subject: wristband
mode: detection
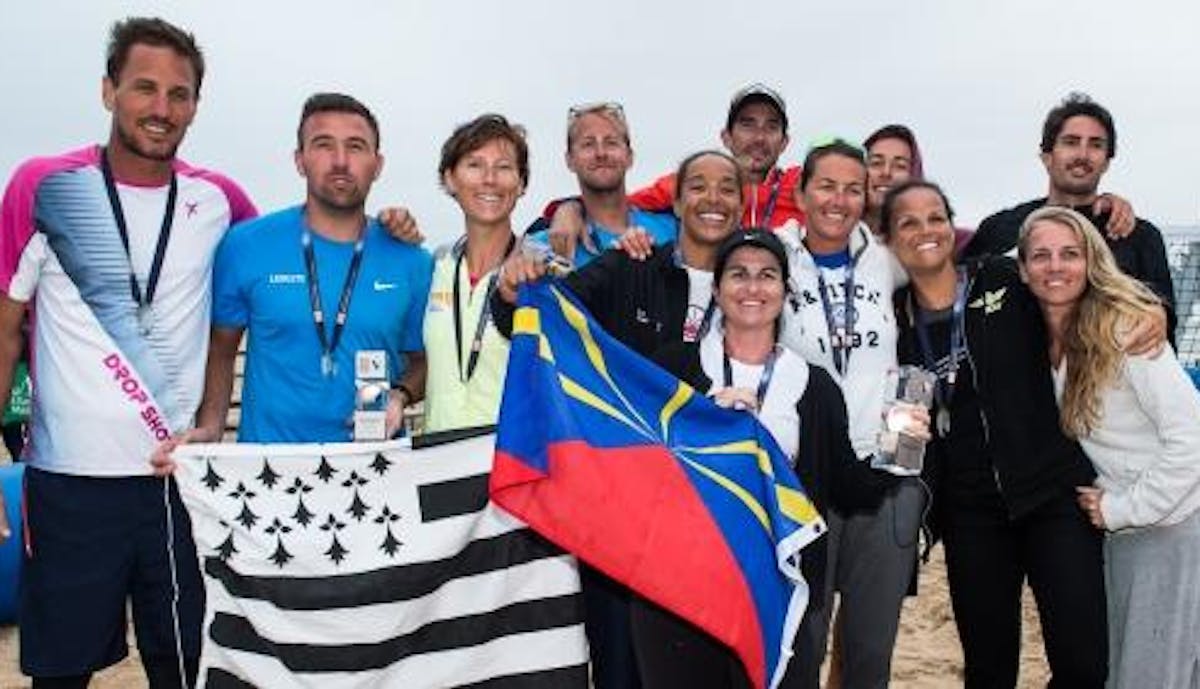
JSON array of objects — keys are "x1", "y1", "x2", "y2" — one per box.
[{"x1": 392, "y1": 382, "x2": 414, "y2": 405}]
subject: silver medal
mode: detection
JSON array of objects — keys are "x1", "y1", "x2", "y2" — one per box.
[
  {"x1": 136, "y1": 304, "x2": 154, "y2": 335},
  {"x1": 321, "y1": 353, "x2": 335, "y2": 378}
]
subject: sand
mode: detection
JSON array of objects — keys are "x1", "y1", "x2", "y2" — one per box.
[{"x1": 0, "y1": 545, "x2": 1050, "y2": 688}]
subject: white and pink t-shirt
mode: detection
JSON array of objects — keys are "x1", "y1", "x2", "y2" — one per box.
[{"x1": 0, "y1": 145, "x2": 256, "y2": 476}]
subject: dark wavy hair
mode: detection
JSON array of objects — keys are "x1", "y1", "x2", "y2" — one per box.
[
  {"x1": 1040, "y1": 92, "x2": 1117, "y2": 159},
  {"x1": 106, "y1": 17, "x2": 204, "y2": 98}
]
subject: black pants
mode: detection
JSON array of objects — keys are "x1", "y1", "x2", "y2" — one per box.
[
  {"x1": 942, "y1": 487, "x2": 1107, "y2": 689},
  {"x1": 582, "y1": 565, "x2": 642, "y2": 689},
  {"x1": 629, "y1": 595, "x2": 752, "y2": 689}
]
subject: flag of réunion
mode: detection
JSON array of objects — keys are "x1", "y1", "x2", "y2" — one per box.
[{"x1": 491, "y1": 281, "x2": 826, "y2": 689}]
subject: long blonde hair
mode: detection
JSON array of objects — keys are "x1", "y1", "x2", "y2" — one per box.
[{"x1": 1017, "y1": 206, "x2": 1162, "y2": 437}]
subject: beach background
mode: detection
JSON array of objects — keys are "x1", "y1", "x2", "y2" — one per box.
[{"x1": 0, "y1": 542, "x2": 1050, "y2": 687}]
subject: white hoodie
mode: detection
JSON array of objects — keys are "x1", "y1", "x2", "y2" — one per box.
[{"x1": 778, "y1": 223, "x2": 900, "y2": 460}]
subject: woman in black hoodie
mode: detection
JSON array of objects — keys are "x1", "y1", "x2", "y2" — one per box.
[{"x1": 883, "y1": 179, "x2": 1108, "y2": 688}]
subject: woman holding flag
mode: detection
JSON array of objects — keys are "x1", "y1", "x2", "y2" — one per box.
[
  {"x1": 495, "y1": 149, "x2": 748, "y2": 689},
  {"x1": 641, "y1": 228, "x2": 882, "y2": 688}
]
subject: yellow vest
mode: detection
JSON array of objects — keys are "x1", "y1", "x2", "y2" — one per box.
[{"x1": 422, "y1": 244, "x2": 510, "y2": 433}]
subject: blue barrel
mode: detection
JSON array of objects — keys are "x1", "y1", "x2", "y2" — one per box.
[
  {"x1": 1187, "y1": 366, "x2": 1200, "y2": 392},
  {"x1": 0, "y1": 462, "x2": 23, "y2": 623}
]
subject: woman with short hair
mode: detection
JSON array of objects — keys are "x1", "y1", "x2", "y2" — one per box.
[{"x1": 422, "y1": 114, "x2": 528, "y2": 433}]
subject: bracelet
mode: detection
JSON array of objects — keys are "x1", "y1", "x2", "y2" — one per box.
[{"x1": 391, "y1": 382, "x2": 415, "y2": 405}]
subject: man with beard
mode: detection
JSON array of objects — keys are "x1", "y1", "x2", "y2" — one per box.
[
  {"x1": 545, "y1": 85, "x2": 803, "y2": 258},
  {"x1": 627, "y1": 84, "x2": 802, "y2": 229},
  {"x1": 178, "y1": 93, "x2": 431, "y2": 445},
  {"x1": 963, "y1": 93, "x2": 1175, "y2": 335},
  {"x1": 525, "y1": 103, "x2": 676, "y2": 267},
  {"x1": 0, "y1": 17, "x2": 256, "y2": 687}
]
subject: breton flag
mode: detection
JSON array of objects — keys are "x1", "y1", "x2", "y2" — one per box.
[
  {"x1": 174, "y1": 432, "x2": 588, "y2": 689},
  {"x1": 492, "y1": 281, "x2": 827, "y2": 689}
]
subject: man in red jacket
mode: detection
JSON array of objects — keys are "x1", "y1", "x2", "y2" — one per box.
[
  {"x1": 547, "y1": 84, "x2": 804, "y2": 257},
  {"x1": 629, "y1": 83, "x2": 803, "y2": 229}
]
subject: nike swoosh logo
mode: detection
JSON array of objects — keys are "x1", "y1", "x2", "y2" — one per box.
[{"x1": 374, "y1": 280, "x2": 397, "y2": 291}]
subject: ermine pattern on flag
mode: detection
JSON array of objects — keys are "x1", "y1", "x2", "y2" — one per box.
[{"x1": 175, "y1": 434, "x2": 588, "y2": 689}]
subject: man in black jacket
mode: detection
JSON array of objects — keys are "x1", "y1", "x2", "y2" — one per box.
[{"x1": 962, "y1": 93, "x2": 1176, "y2": 340}]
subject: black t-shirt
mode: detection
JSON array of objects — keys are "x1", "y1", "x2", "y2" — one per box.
[{"x1": 962, "y1": 197, "x2": 1176, "y2": 343}]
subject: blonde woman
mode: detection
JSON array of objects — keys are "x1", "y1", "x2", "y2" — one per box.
[{"x1": 1018, "y1": 206, "x2": 1200, "y2": 689}]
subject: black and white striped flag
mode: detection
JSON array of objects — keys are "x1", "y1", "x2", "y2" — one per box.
[{"x1": 174, "y1": 432, "x2": 588, "y2": 688}]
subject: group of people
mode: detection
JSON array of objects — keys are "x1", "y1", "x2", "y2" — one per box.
[{"x1": 0, "y1": 13, "x2": 1196, "y2": 689}]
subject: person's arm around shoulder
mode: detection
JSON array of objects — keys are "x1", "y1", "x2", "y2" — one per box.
[
  {"x1": 627, "y1": 172, "x2": 677, "y2": 215},
  {"x1": 377, "y1": 206, "x2": 422, "y2": 244},
  {"x1": 960, "y1": 208, "x2": 1013, "y2": 260},
  {"x1": 1092, "y1": 193, "x2": 1135, "y2": 239},
  {"x1": 1098, "y1": 349, "x2": 1200, "y2": 530},
  {"x1": 1129, "y1": 219, "x2": 1177, "y2": 342}
]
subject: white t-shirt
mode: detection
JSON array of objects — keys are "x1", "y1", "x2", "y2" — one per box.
[
  {"x1": 698, "y1": 326, "x2": 809, "y2": 461},
  {"x1": 0, "y1": 146, "x2": 255, "y2": 475},
  {"x1": 682, "y1": 265, "x2": 714, "y2": 343}
]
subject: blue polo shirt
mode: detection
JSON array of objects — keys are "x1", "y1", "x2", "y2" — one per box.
[{"x1": 213, "y1": 205, "x2": 432, "y2": 442}]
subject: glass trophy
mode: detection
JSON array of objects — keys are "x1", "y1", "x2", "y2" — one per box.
[
  {"x1": 353, "y1": 350, "x2": 389, "y2": 441},
  {"x1": 872, "y1": 365, "x2": 936, "y2": 476}
]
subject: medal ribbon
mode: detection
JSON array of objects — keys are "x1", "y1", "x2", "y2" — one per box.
[
  {"x1": 722, "y1": 346, "x2": 779, "y2": 411},
  {"x1": 816, "y1": 258, "x2": 857, "y2": 376},
  {"x1": 912, "y1": 268, "x2": 969, "y2": 431},
  {"x1": 99, "y1": 147, "x2": 178, "y2": 327},
  {"x1": 749, "y1": 168, "x2": 783, "y2": 228},
  {"x1": 302, "y1": 228, "x2": 366, "y2": 377},
  {"x1": 452, "y1": 234, "x2": 517, "y2": 383}
]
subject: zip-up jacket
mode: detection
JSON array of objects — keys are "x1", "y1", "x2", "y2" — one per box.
[
  {"x1": 894, "y1": 256, "x2": 1096, "y2": 519},
  {"x1": 778, "y1": 224, "x2": 901, "y2": 460}
]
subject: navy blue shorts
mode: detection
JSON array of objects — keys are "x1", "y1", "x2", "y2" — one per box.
[{"x1": 19, "y1": 468, "x2": 204, "y2": 677}]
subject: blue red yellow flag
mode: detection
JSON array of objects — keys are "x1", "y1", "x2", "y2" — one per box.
[{"x1": 491, "y1": 281, "x2": 826, "y2": 689}]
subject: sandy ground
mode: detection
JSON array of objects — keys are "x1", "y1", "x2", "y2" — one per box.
[{"x1": 0, "y1": 545, "x2": 1049, "y2": 688}]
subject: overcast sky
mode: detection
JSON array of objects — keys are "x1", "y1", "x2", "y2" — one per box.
[{"x1": 2, "y1": 0, "x2": 1197, "y2": 244}]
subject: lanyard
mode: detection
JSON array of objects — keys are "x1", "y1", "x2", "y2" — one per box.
[
  {"x1": 815, "y1": 255, "x2": 858, "y2": 376},
  {"x1": 302, "y1": 228, "x2": 366, "y2": 377},
  {"x1": 696, "y1": 299, "x2": 717, "y2": 341},
  {"x1": 99, "y1": 147, "x2": 178, "y2": 333},
  {"x1": 748, "y1": 168, "x2": 782, "y2": 228},
  {"x1": 912, "y1": 268, "x2": 969, "y2": 416},
  {"x1": 452, "y1": 234, "x2": 516, "y2": 383},
  {"x1": 722, "y1": 346, "x2": 779, "y2": 411}
]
